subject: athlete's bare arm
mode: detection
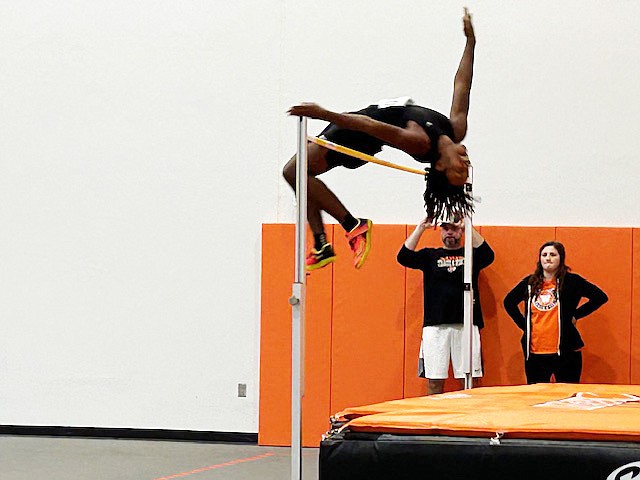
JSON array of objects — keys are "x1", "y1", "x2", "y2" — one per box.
[
  {"x1": 288, "y1": 103, "x2": 430, "y2": 156},
  {"x1": 449, "y1": 8, "x2": 475, "y2": 143}
]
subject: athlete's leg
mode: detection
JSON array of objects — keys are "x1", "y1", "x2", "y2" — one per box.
[
  {"x1": 282, "y1": 141, "x2": 350, "y2": 235},
  {"x1": 283, "y1": 140, "x2": 373, "y2": 269}
]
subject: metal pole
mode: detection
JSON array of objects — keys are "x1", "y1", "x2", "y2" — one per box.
[
  {"x1": 462, "y1": 165, "x2": 474, "y2": 390},
  {"x1": 288, "y1": 116, "x2": 307, "y2": 480}
]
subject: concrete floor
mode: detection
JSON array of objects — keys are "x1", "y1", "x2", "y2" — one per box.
[{"x1": 0, "y1": 436, "x2": 319, "y2": 480}]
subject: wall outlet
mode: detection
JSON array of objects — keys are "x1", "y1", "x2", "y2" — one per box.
[{"x1": 238, "y1": 383, "x2": 247, "y2": 397}]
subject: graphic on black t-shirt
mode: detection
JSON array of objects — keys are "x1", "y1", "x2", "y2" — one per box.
[{"x1": 437, "y1": 255, "x2": 464, "y2": 273}]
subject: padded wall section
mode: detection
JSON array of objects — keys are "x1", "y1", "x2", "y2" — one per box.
[
  {"x1": 259, "y1": 224, "x2": 333, "y2": 446},
  {"x1": 556, "y1": 228, "x2": 632, "y2": 384},
  {"x1": 479, "y1": 227, "x2": 555, "y2": 386},
  {"x1": 301, "y1": 225, "x2": 334, "y2": 446},
  {"x1": 260, "y1": 225, "x2": 638, "y2": 446},
  {"x1": 633, "y1": 229, "x2": 640, "y2": 384},
  {"x1": 330, "y1": 225, "x2": 407, "y2": 414}
]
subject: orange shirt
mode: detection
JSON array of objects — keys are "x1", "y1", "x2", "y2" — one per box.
[{"x1": 530, "y1": 278, "x2": 560, "y2": 354}]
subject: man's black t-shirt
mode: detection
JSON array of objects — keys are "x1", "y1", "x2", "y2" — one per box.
[{"x1": 397, "y1": 241, "x2": 494, "y2": 328}]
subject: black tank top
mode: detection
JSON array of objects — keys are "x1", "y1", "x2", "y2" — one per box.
[{"x1": 365, "y1": 104, "x2": 454, "y2": 163}]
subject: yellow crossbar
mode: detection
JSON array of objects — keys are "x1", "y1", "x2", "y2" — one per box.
[{"x1": 308, "y1": 136, "x2": 426, "y2": 176}]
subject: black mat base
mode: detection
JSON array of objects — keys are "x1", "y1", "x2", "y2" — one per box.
[{"x1": 320, "y1": 432, "x2": 640, "y2": 480}]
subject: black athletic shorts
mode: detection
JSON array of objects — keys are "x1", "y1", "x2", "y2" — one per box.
[{"x1": 318, "y1": 105, "x2": 385, "y2": 169}]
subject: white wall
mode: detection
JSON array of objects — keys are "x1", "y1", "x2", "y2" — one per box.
[
  {"x1": 277, "y1": 1, "x2": 640, "y2": 227},
  {"x1": 0, "y1": 1, "x2": 638, "y2": 434}
]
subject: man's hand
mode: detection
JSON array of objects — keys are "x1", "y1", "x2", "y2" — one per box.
[
  {"x1": 288, "y1": 102, "x2": 331, "y2": 121},
  {"x1": 417, "y1": 217, "x2": 436, "y2": 231},
  {"x1": 405, "y1": 217, "x2": 434, "y2": 250},
  {"x1": 417, "y1": 217, "x2": 436, "y2": 230},
  {"x1": 463, "y1": 8, "x2": 475, "y2": 42}
]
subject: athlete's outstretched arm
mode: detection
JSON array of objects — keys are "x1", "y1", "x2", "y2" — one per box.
[
  {"x1": 288, "y1": 103, "x2": 430, "y2": 156},
  {"x1": 449, "y1": 8, "x2": 475, "y2": 143}
]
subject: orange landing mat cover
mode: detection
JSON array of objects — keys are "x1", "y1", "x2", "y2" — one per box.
[{"x1": 333, "y1": 384, "x2": 640, "y2": 442}]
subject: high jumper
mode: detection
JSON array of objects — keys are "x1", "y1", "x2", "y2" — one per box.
[{"x1": 283, "y1": 9, "x2": 476, "y2": 271}]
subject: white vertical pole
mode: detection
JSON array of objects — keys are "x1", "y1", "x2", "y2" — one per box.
[
  {"x1": 289, "y1": 116, "x2": 307, "y2": 480},
  {"x1": 462, "y1": 165, "x2": 474, "y2": 390}
]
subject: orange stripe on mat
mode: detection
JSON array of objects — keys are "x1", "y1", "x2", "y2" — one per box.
[{"x1": 153, "y1": 453, "x2": 274, "y2": 480}]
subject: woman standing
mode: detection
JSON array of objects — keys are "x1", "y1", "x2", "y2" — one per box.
[{"x1": 503, "y1": 241, "x2": 608, "y2": 384}]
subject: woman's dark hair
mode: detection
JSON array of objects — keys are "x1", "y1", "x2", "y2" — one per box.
[
  {"x1": 423, "y1": 168, "x2": 474, "y2": 221},
  {"x1": 528, "y1": 241, "x2": 571, "y2": 296}
]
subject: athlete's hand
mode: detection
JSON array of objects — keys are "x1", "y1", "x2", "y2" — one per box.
[
  {"x1": 462, "y1": 8, "x2": 475, "y2": 41},
  {"x1": 288, "y1": 102, "x2": 330, "y2": 121}
]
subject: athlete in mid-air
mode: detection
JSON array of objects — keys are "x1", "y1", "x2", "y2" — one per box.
[{"x1": 283, "y1": 9, "x2": 476, "y2": 271}]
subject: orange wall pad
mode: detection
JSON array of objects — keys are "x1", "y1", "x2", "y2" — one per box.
[
  {"x1": 556, "y1": 228, "x2": 632, "y2": 384},
  {"x1": 632, "y1": 229, "x2": 640, "y2": 383},
  {"x1": 330, "y1": 224, "x2": 407, "y2": 414},
  {"x1": 259, "y1": 224, "x2": 334, "y2": 446},
  {"x1": 260, "y1": 224, "x2": 640, "y2": 446}
]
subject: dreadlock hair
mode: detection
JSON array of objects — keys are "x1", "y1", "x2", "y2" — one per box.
[
  {"x1": 528, "y1": 241, "x2": 571, "y2": 297},
  {"x1": 423, "y1": 168, "x2": 474, "y2": 222}
]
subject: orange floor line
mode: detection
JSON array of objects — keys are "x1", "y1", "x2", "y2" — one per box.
[{"x1": 153, "y1": 452, "x2": 275, "y2": 480}]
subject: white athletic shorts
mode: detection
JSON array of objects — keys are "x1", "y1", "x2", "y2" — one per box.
[{"x1": 418, "y1": 324, "x2": 483, "y2": 379}]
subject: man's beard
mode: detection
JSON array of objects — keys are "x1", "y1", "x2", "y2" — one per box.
[{"x1": 443, "y1": 237, "x2": 460, "y2": 248}]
